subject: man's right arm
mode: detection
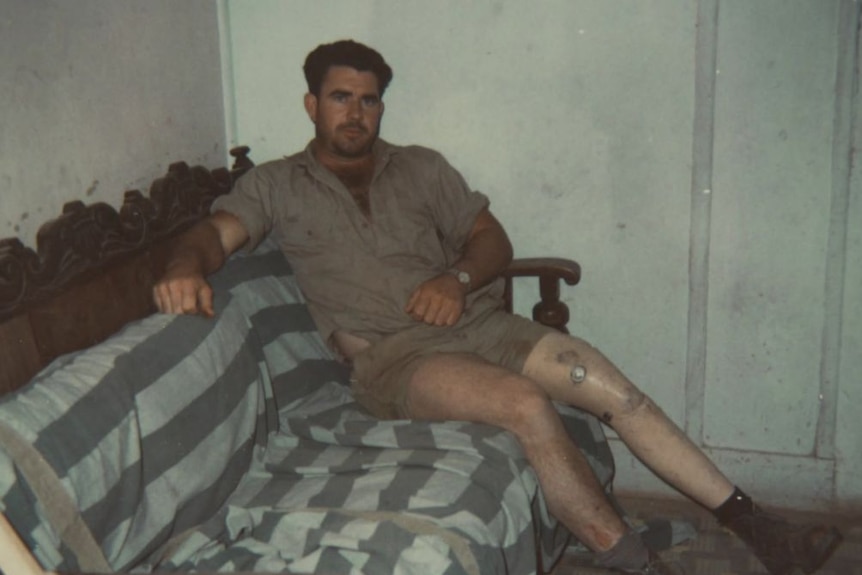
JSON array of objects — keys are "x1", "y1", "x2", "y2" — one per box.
[{"x1": 152, "y1": 210, "x2": 250, "y2": 317}]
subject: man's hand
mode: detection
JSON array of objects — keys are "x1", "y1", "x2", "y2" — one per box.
[
  {"x1": 151, "y1": 212, "x2": 249, "y2": 318},
  {"x1": 405, "y1": 273, "x2": 468, "y2": 326},
  {"x1": 152, "y1": 266, "x2": 215, "y2": 317},
  {"x1": 403, "y1": 209, "x2": 513, "y2": 327}
]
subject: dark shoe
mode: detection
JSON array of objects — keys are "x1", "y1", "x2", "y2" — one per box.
[{"x1": 721, "y1": 506, "x2": 843, "y2": 574}]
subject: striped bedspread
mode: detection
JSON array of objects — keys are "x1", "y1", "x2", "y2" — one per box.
[{"x1": 0, "y1": 240, "x2": 613, "y2": 575}]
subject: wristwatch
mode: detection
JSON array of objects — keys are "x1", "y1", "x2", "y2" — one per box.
[{"x1": 446, "y1": 267, "x2": 471, "y2": 291}]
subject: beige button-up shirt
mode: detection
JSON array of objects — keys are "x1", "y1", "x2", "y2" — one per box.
[{"x1": 212, "y1": 139, "x2": 505, "y2": 346}]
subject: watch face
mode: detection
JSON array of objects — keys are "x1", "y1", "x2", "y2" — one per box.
[{"x1": 447, "y1": 267, "x2": 470, "y2": 286}]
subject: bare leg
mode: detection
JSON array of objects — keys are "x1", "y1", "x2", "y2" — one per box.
[
  {"x1": 522, "y1": 332, "x2": 734, "y2": 509},
  {"x1": 403, "y1": 352, "x2": 629, "y2": 552}
]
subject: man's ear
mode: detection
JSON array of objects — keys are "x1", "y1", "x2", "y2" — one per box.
[{"x1": 303, "y1": 93, "x2": 318, "y2": 123}]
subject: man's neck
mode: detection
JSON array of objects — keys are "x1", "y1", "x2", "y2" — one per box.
[
  {"x1": 312, "y1": 140, "x2": 374, "y2": 171},
  {"x1": 311, "y1": 140, "x2": 374, "y2": 202}
]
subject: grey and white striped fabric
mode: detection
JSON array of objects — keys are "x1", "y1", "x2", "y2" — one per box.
[{"x1": 0, "y1": 240, "x2": 614, "y2": 574}]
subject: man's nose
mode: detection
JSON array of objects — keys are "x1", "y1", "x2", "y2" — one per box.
[{"x1": 347, "y1": 99, "x2": 363, "y2": 119}]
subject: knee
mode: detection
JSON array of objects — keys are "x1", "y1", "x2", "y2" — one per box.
[
  {"x1": 500, "y1": 377, "x2": 557, "y2": 433},
  {"x1": 549, "y1": 336, "x2": 602, "y2": 383},
  {"x1": 548, "y1": 337, "x2": 652, "y2": 420}
]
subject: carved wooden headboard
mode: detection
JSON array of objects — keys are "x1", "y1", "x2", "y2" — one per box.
[{"x1": 0, "y1": 147, "x2": 254, "y2": 395}]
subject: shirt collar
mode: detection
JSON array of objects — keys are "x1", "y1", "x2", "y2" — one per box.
[
  {"x1": 300, "y1": 138, "x2": 398, "y2": 164},
  {"x1": 300, "y1": 138, "x2": 399, "y2": 182}
]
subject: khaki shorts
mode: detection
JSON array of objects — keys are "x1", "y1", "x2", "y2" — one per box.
[{"x1": 350, "y1": 308, "x2": 554, "y2": 419}]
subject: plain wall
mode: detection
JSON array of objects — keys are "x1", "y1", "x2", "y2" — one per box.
[{"x1": 0, "y1": 0, "x2": 226, "y2": 248}]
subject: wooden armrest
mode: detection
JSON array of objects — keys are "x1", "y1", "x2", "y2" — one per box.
[
  {"x1": 501, "y1": 257, "x2": 582, "y2": 333},
  {"x1": 229, "y1": 145, "x2": 255, "y2": 183}
]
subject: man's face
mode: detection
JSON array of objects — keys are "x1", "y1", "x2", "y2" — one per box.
[{"x1": 304, "y1": 65, "x2": 384, "y2": 159}]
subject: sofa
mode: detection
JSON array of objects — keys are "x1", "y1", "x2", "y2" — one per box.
[{"x1": 0, "y1": 149, "x2": 615, "y2": 574}]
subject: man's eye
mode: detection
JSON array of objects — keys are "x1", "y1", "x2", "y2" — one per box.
[
  {"x1": 333, "y1": 93, "x2": 349, "y2": 103},
  {"x1": 362, "y1": 96, "x2": 380, "y2": 107}
]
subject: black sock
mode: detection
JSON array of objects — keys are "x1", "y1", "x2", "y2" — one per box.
[
  {"x1": 594, "y1": 529, "x2": 650, "y2": 572},
  {"x1": 713, "y1": 486, "x2": 755, "y2": 525}
]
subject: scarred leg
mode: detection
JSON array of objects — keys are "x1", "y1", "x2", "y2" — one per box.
[
  {"x1": 403, "y1": 352, "x2": 630, "y2": 552},
  {"x1": 402, "y1": 352, "x2": 682, "y2": 574}
]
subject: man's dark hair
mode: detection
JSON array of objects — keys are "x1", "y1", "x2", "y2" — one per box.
[{"x1": 303, "y1": 39, "x2": 393, "y2": 97}]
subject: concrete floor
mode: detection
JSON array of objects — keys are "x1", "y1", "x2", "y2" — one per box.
[{"x1": 550, "y1": 494, "x2": 862, "y2": 574}]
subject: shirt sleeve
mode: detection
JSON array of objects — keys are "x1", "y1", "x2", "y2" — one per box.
[
  {"x1": 428, "y1": 151, "x2": 490, "y2": 256},
  {"x1": 210, "y1": 165, "x2": 277, "y2": 252}
]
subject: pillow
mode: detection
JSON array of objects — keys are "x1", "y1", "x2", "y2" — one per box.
[{"x1": 0, "y1": 239, "x2": 318, "y2": 571}]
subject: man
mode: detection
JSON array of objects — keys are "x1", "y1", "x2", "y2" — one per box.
[{"x1": 154, "y1": 40, "x2": 841, "y2": 575}]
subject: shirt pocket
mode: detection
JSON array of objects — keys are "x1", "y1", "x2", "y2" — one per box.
[{"x1": 277, "y1": 192, "x2": 347, "y2": 256}]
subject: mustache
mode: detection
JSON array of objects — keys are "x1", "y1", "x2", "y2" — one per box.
[{"x1": 339, "y1": 123, "x2": 367, "y2": 132}]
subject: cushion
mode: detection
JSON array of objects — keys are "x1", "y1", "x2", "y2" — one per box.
[
  {"x1": 0, "y1": 239, "x2": 345, "y2": 571},
  {"x1": 0, "y1": 238, "x2": 615, "y2": 575}
]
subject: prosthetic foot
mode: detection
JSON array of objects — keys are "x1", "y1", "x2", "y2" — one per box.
[{"x1": 714, "y1": 488, "x2": 843, "y2": 575}]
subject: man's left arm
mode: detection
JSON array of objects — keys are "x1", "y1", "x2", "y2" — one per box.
[{"x1": 405, "y1": 207, "x2": 513, "y2": 326}]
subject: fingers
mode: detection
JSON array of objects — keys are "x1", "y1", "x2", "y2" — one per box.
[
  {"x1": 152, "y1": 277, "x2": 214, "y2": 317},
  {"x1": 440, "y1": 305, "x2": 461, "y2": 326},
  {"x1": 405, "y1": 280, "x2": 464, "y2": 326},
  {"x1": 180, "y1": 285, "x2": 199, "y2": 314},
  {"x1": 198, "y1": 285, "x2": 215, "y2": 317},
  {"x1": 433, "y1": 302, "x2": 463, "y2": 326},
  {"x1": 413, "y1": 297, "x2": 445, "y2": 325},
  {"x1": 405, "y1": 289, "x2": 421, "y2": 315},
  {"x1": 152, "y1": 284, "x2": 169, "y2": 313}
]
